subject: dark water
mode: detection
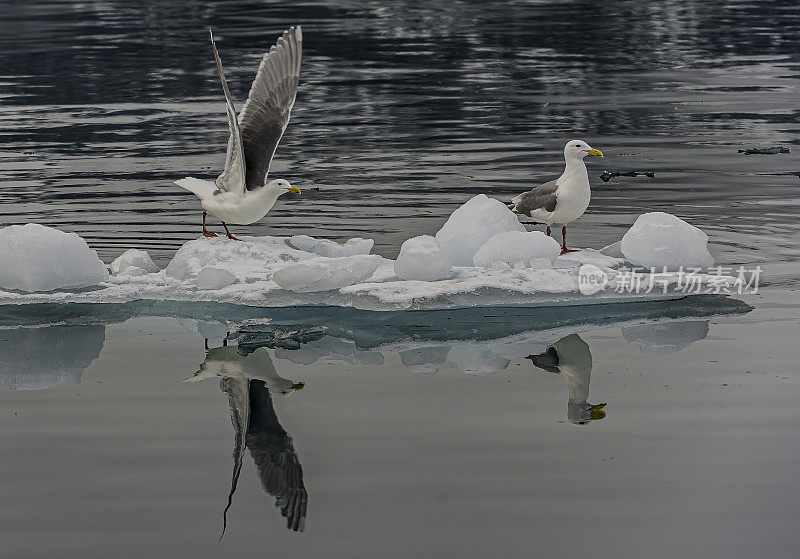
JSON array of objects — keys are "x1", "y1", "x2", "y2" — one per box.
[
  {"x1": 1, "y1": 0, "x2": 799, "y2": 265},
  {"x1": 1, "y1": 1, "x2": 800, "y2": 557},
  {"x1": 1, "y1": 290, "x2": 799, "y2": 558}
]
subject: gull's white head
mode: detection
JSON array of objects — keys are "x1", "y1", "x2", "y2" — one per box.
[
  {"x1": 265, "y1": 179, "x2": 301, "y2": 195},
  {"x1": 564, "y1": 139, "x2": 604, "y2": 160}
]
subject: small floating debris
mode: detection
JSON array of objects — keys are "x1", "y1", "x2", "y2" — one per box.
[
  {"x1": 737, "y1": 147, "x2": 790, "y2": 155},
  {"x1": 599, "y1": 170, "x2": 655, "y2": 182}
]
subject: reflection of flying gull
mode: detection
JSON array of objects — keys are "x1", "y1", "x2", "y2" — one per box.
[
  {"x1": 508, "y1": 140, "x2": 603, "y2": 254},
  {"x1": 186, "y1": 346, "x2": 306, "y2": 534},
  {"x1": 175, "y1": 27, "x2": 302, "y2": 240},
  {"x1": 527, "y1": 334, "x2": 607, "y2": 425}
]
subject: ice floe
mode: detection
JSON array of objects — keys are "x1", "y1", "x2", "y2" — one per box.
[{"x1": 0, "y1": 201, "x2": 738, "y2": 311}]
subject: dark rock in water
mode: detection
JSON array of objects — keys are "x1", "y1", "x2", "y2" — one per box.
[
  {"x1": 737, "y1": 147, "x2": 790, "y2": 155},
  {"x1": 599, "y1": 170, "x2": 656, "y2": 182}
]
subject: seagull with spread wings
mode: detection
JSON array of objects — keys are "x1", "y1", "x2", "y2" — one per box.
[{"x1": 175, "y1": 27, "x2": 303, "y2": 240}]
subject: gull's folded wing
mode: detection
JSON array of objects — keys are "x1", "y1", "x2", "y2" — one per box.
[{"x1": 238, "y1": 26, "x2": 302, "y2": 191}]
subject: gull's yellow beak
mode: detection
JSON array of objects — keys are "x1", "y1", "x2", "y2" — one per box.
[
  {"x1": 590, "y1": 402, "x2": 607, "y2": 420},
  {"x1": 286, "y1": 185, "x2": 301, "y2": 194},
  {"x1": 291, "y1": 382, "x2": 305, "y2": 390},
  {"x1": 585, "y1": 148, "x2": 604, "y2": 157}
]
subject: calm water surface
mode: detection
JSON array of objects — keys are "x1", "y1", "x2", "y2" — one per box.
[{"x1": 1, "y1": 1, "x2": 799, "y2": 557}]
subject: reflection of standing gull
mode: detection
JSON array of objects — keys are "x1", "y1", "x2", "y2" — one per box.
[
  {"x1": 527, "y1": 334, "x2": 607, "y2": 425},
  {"x1": 187, "y1": 346, "x2": 306, "y2": 534}
]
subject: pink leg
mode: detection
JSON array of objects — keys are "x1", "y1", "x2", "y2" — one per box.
[
  {"x1": 546, "y1": 226, "x2": 551, "y2": 237},
  {"x1": 560, "y1": 225, "x2": 580, "y2": 254},
  {"x1": 202, "y1": 211, "x2": 217, "y2": 238},
  {"x1": 222, "y1": 222, "x2": 242, "y2": 241}
]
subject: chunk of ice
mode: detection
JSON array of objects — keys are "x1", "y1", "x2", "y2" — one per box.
[
  {"x1": 287, "y1": 235, "x2": 374, "y2": 257},
  {"x1": 473, "y1": 230, "x2": 560, "y2": 268},
  {"x1": 621, "y1": 212, "x2": 714, "y2": 269},
  {"x1": 164, "y1": 236, "x2": 308, "y2": 282},
  {"x1": 110, "y1": 249, "x2": 158, "y2": 275},
  {"x1": 197, "y1": 267, "x2": 236, "y2": 290},
  {"x1": 435, "y1": 194, "x2": 526, "y2": 266},
  {"x1": 273, "y1": 254, "x2": 382, "y2": 293},
  {"x1": 394, "y1": 235, "x2": 451, "y2": 281},
  {"x1": 0, "y1": 224, "x2": 109, "y2": 292}
]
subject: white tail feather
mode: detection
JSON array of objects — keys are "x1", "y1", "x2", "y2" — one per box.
[{"x1": 174, "y1": 177, "x2": 217, "y2": 199}]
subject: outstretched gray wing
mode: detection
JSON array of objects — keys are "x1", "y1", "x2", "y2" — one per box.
[
  {"x1": 238, "y1": 26, "x2": 302, "y2": 191},
  {"x1": 210, "y1": 30, "x2": 246, "y2": 194},
  {"x1": 247, "y1": 380, "x2": 307, "y2": 532},
  {"x1": 510, "y1": 180, "x2": 559, "y2": 217}
]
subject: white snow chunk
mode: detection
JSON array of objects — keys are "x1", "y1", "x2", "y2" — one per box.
[
  {"x1": 197, "y1": 267, "x2": 236, "y2": 290},
  {"x1": 110, "y1": 249, "x2": 158, "y2": 275},
  {"x1": 273, "y1": 254, "x2": 382, "y2": 293},
  {"x1": 164, "y1": 236, "x2": 309, "y2": 282},
  {"x1": 473, "y1": 230, "x2": 560, "y2": 268},
  {"x1": 0, "y1": 224, "x2": 109, "y2": 292},
  {"x1": 287, "y1": 235, "x2": 374, "y2": 257},
  {"x1": 599, "y1": 241, "x2": 624, "y2": 258},
  {"x1": 435, "y1": 194, "x2": 526, "y2": 266},
  {"x1": 394, "y1": 235, "x2": 451, "y2": 281},
  {"x1": 621, "y1": 212, "x2": 714, "y2": 269},
  {"x1": 119, "y1": 266, "x2": 149, "y2": 277}
]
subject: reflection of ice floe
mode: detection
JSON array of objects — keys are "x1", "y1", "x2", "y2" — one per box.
[
  {"x1": 0, "y1": 325, "x2": 105, "y2": 390},
  {"x1": 527, "y1": 334, "x2": 606, "y2": 425},
  {"x1": 622, "y1": 320, "x2": 710, "y2": 354},
  {"x1": 448, "y1": 346, "x2": 510, "y2": 376},
  {"x1": 399, "y1": 346, "x2": 450, "y2": 374},
  {"x1": 273, "y1": 336, "x2": 384, "y2": 366}
]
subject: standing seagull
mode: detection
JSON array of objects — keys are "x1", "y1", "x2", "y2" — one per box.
[
  {"x1": 174, "y1": 27, "x2": 303, "y2": 240},
  {"x1": 508, "y1": 140, "x2": 603, "y2": 254}
]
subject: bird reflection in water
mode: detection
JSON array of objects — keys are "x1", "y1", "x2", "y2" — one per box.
[
  {"x1": 527, "y1": 334, "x2": 607, "y2": 425},
  {"x1": 186, "y1": 342, "x2": 307, "y2": 534}
]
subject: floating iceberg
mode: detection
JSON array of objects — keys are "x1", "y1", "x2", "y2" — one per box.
[
  {"x1": 435, "y1": 194, "x2": 526, "y2": 266},
  {"x1": 621, "y1": 212, "x2": 714, "y2": 269},
  {"x1": 473, "y1": 230, "x2": 560, "y2": 268},
  {"x1": 0, "y1": 224, "x2": 108, "y2": 292},
  {"x1": 394, "y1": 235, "x2": 451, "y2": 281}
]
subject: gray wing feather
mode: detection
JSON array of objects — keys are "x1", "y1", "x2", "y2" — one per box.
[
  {"x1": 511, "y1": 180, "x2": 559, "y2": 216},
  {"x1": 210, "y1": 30, "x2": 246, "y2": 194},
  {"x1": 238, "y1": 26, "x2": 302, "y2": 191}
]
